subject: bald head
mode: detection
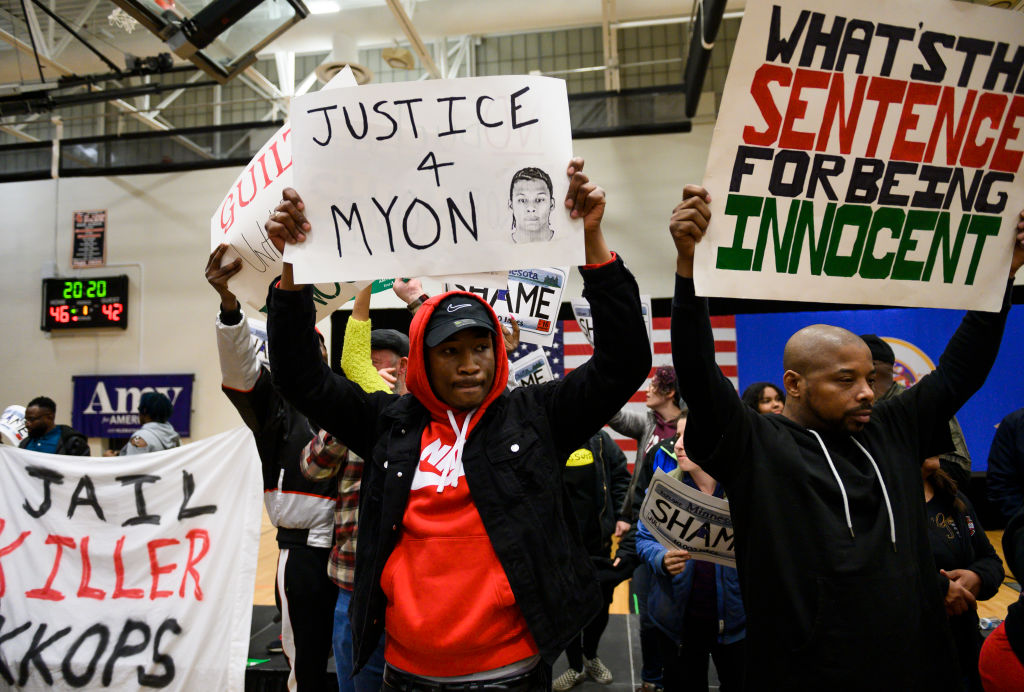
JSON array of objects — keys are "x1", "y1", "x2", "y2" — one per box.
[
  {"x1": 783, "y1": 325, "x2": 872, "y2": 376},
  {"x1": 781, "y1": 325, "x2": 877, "y2": 433}
]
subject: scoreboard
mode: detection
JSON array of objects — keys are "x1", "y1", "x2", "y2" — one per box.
[{"x1": 41, "y1": 276, "x2": 129, "y2": 331}]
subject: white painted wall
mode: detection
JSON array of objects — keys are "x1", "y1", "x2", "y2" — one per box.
[{"x1": 0, "y1": 127, "x2": 713, "y2": 448}]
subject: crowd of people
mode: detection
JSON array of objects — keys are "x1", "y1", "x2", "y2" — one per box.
[{"x1": 15, "y1": 159, "x2": 1024, "y2": 692}]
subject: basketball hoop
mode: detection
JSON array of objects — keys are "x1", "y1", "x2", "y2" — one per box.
[{"x1": 108, "y1": 8, "x2": 139, "y2": 34}]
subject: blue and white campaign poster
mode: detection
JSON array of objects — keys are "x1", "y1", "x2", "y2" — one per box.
[
  {"x1": 735, "y1": 305, "x2": 1024, "y2": 470},
  {"x1": 72, "y1": 374, "x2": 194, "y2": 438}
]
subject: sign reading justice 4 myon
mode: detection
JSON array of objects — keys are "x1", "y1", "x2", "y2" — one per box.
[
  {"x1": 287, "y1": 76, "x2": 583, "y2": 283},
  {"x1": 696, "y1": 0, "x2": 1024, "y2": 311}
]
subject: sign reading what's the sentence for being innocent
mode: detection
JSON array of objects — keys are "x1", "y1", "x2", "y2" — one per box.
[
  {"x1": 696, "y1": 0, "x2": 1024, "y2": 312},
  {"x1": 287, "y1": 75, "x2": 583, "y2": 284}
]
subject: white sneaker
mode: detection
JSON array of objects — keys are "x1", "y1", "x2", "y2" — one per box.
[
  {"x1": 584, "y1": 656, "x2": 613, "y2": 684},
  {"x1": 552, "y1": 667, "x2": 586, "y2": 691}
]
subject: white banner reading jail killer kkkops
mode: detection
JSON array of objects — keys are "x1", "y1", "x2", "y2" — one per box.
[
  {"x1": 286, "y1": 75, "x2": 584, "y2": 283},
  {"x1": 0, "y1": 427, "x2": 262, "y2": 691},
  {"x1": 696, "y1": 0, "x2": 1024, "y2": 312}
]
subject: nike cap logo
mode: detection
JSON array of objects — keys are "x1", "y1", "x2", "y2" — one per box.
[{"x1": 446, "y1": 304, "x2": 472, "y2": 313}]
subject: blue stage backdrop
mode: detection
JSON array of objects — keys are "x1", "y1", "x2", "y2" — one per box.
[
  {"x1": 72, "y1": 373, "x2": 194, "y2": 438},
  {"x1": 735, "y1": 306, "x2": 1024, "y2": 471}
]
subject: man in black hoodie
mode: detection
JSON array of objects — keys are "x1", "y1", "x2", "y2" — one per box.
[{"x1": 666, "y1": 186, "x2": 1024, "y2": 691}]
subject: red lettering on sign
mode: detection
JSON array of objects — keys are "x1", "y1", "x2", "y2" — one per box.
[
  {"x1": 76, "y1": 536, "x2": 106, "y2": 600},
  {"x1": 179, "y1": 529, "x2": 210, "y2": 601},
  {"x1": 112, "y1": 535, "x2": 144, "y2": 599},
  {"x1": 25, "y1": 534, "x2": 76, "y2": 601},
  {"x1": 0, "y1": 519, "x2": 31, "y2": 597},
  {"x1": 147, "y1": 538, "x2": 180, "y2": 599}
]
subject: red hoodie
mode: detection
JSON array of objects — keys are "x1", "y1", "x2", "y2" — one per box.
[{"x1": 380, "y1": 291, "x2": 538, "y2": 676}]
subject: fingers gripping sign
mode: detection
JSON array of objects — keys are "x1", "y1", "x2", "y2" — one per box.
[
  {"x1": 265, "y1": 187, "x2": 311, "y2": 253},
  {"x1": 670, "y1": 185, "x2": 712, "y2": 278}
]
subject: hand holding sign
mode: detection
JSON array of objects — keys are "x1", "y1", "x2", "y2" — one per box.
[
  {"x1": 565, "y1": 158, "x2": 612, "y2": 266},
  {"x1": 206, "y1": 244, "x2": 243, "y2": 311},
  {"x1": 1012, "y1": 210, "x2": 1024, "y2": 278},
  {"x1": 663, "y1": 549, "x2": 691, "y2": 576},
  {"x1": 669, "y1": 185, "x2": 712, "y2": 278}
]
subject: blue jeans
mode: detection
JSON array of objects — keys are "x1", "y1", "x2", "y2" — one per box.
[{"x1": 334, "y1": 587, "x2": 386, "y2": 692}]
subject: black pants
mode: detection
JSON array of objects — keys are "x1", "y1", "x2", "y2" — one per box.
[
  {"x1": 655, "y1": 622, "x2": 745, "y2": 692},
  {"x1": 278, "y1": 544, "x2": 337, "y2": 692},
  {"x1": 565, "y1": 576, "x2": 616, "y2": 669}
]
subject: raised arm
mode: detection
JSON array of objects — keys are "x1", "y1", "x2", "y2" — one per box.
[
  {"x1": 669, "y1": 187, "x2": 748, "y2": 480},
  {"x1": 546, "y1": 159, "x2": 651, "y2": 458},
  {"x1": 886, "y1": 212, "x2": 1024, "y2": 447},
  {"x1": 265, "y1": 189, "x2": 394, "y2": 459},
  {"x1": 339, "y1": 285, "x2": 392, "y2": 394}
]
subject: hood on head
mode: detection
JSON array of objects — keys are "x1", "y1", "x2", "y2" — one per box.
[{"x1": 406, "y1": 291, "x2": 510, "y2": 420}]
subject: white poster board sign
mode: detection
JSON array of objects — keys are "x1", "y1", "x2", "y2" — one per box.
[
  {"x1": 0, "y1": 404, "x2": 27, "y2": 446},
  {"x1": 570, "y1": 294, "x2": 652, "y2": 354},
  {"x1": 287, "y1": 75, "x2": 583, "y2": 283},
  {"x1": 510, "y1": 349, "x2": 555, "y2": 387},
  {"x1": 211, "y1": 67, "x2": 363, "y2": 320},
  {"x1": 696, "y1": 0, "x2": 1024, "y2": 312},
  {"x1": 446, "y1": 266, "x2": 568, "y2": 346},
  {"x1": 0, "y1": 427, "x2": 262, "y2": 690},
  {"x1": 640, "y1": 469, "x2": 736, "y2": 569}
]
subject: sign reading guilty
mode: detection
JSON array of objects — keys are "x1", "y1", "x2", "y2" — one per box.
[
  {"x1": 696, "y1": 0, "x2": 1024, "y2": 311},
  {"x1": 0, "y1": 427, "x2": 261, "y2": 691},
  {"x1": 287, "y1": 76, "x2": 583, "y2": 283}
]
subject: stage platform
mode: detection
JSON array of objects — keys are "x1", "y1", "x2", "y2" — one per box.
[{"x1": 244, "y1": 606, "x2": 721, "y2": 691}]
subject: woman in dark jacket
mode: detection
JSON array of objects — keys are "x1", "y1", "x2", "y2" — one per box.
[
  {"x1": 635, "y1": 416, "x2": 746, "y2": 692},
  {"x1": 922, "y1": 456, "x2": 1004, "y2": 691}
]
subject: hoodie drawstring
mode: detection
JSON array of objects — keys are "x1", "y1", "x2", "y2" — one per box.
[
  {"x1": 435, "y1": 408, "x2": 476, "y2": 493},
  {"x1": 808, "y1": 429, "x2": 897, "y2": 551}
]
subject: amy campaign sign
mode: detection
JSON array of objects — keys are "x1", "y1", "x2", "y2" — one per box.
[
  {"x1": 287, "y1": 75, "x2": 583, "y2": 283},
  {"x1": 696, "y1": 0, "x2": 1024, "y2": 311},
  {"x1": 0, "y1": 427, "x2": 262, "y2": 691},
  {"x1": 211, "y1": 67, "x2": 364, "y2": 321},
  {"x1": 72, "y1": 374, "x2": 193, "y2": 438}
]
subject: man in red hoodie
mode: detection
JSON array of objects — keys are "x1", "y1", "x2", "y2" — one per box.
[{"x1": 266, "y1": 158, "x2": 651, "y2": 689}]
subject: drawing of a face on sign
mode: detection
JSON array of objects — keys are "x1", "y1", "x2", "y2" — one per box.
[{"x1": 509, "y1": 167, "x2": 555, "y2": 244}]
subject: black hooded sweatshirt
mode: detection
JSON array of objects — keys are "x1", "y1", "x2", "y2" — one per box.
[{"x1": 671, "y1": 274, "x2": 1012, "y2": 692}]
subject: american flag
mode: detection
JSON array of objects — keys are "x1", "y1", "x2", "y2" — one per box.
[{"x1": 508, "y1": 315, "x2": 739, "y2": 461}]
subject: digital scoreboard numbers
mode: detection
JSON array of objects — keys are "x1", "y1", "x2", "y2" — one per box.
[{"x1": 41, "y1": 276, "x2": 129, "y2": 331}]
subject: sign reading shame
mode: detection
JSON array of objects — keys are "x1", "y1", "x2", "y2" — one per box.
[
  {"x1": 696, "y1": 0, "x2": 1024, "y2": 311},
  {"x1": 210, "y1": 67, "x2": 364, "y2": 321},
  {"x1": 0, "y1": 427, "x2": 261, "y2": 691},
  {"x1": 287, "y1": 76, "x2": 583, "y2": 283},
  {"x1": 640, "y1": 469, "x2": 736, "y2": 569},
  {"x1": 445, "y1": 266, "x2": 569, "y2": 347},
  {"x1": 510, "y1": 350, "x2": 555, "y2": 387}
]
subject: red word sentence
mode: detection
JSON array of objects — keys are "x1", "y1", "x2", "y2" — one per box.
[
  {"x1": 0, "y1": 521, "x2": 211, "y2": 602},
  {"x1": 743, "y1": 64, "x2": 1024, "y2": 174}
]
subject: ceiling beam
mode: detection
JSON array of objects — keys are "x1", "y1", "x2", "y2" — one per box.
[
  {"x1": 385, "y1": 0, "x2": 441, "y2": 79},
  {"x1": 52, "y1": 0, "x2": 100, "y2": 59}
]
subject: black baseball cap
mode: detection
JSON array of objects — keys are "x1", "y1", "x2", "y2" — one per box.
[
  {"x1": 425, "y1": 295, "x2": 496, "y2": 348},
  {"x1": 860, "y1": 334, "x2": 895, "y2": 365},
  {"x1": 371, "y1": 328, "x2": 409, "y2": 357}
]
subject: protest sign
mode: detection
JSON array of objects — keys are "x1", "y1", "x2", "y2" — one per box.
[
  {"x1": 445, "y1": 266, "x2": 568, "y2": 346},
  {"x1": 509, "y1": 349, "x2": 555, "y2": 387},
  {"x1": 570, "y1": 294, "x2": 653, "y2": 355},
  {"x1": 287, "y1": 75, "x2": 583, "y2": 283},
  {"x1": 696, "y1": 0, "x2": 1024, "y2": 311},
  {"x1": 1, "y1": 404, "x2": 27, "y2": 446},
  {"x1": 0, "y1": 427, "x2": 262, "y2": 690},
  {"x1": 640, "y1": 469, "x2": 736, "y2": 568},
  {"x1": 73, "y1": 374, "x2": 194, "y2": 438},
  {"x1": 210, "y1": 67, "x2": 363, "y2": 321}
]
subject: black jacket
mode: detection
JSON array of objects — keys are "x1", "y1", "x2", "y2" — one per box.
[
  {"x1": 20, "y1": 424, "x2": 90, "y2": 456},
  {"x1": 267, "y1": 256, "x2": 650, "y2": 671},
  {"x1": 565, "y1": 430, "x2": 631, "y2": 556},
  {"x1": 672, "y1": 274, "x2": 1012, "y2": 691},
  {"x1": 986, "y1": 407, "x2": 1024, "y2": 523}
]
